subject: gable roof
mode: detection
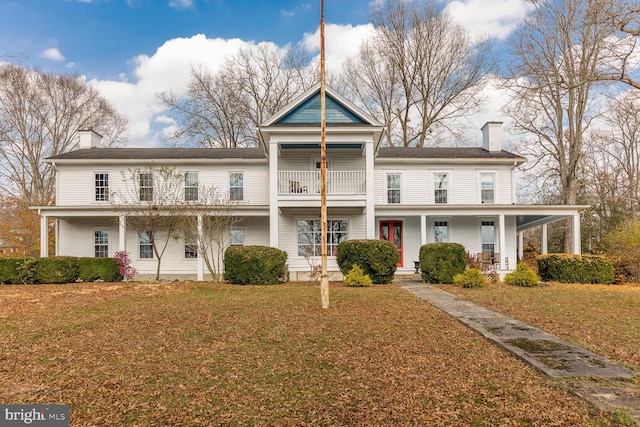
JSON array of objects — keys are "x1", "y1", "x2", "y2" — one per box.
[
  {"x1": 46, "y1": 147, "x2": 266, "y2": 162},
  {"x1": 260, "y1": 83, "x2": 383, "y2": 128},
  {"x1": 377, "y1": 147, "x2": 525, "y2": 161}
]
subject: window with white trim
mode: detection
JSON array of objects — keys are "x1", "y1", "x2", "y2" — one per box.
[
  {"x1": 480, "y1": 173, "x2": 495, "y2": 204},
  {"x1": 230, "y1": 172, "x2": 243, "y2": 201},
  {"x1": 481, "y1": 221, "x2": 495, "y2": 257},
  {"x1": 230, "y1": 229, "x2": 245, "y2": 246},
  {"x1": 184, "y1": 171, "x2": 199, "y2": 201},
  {"x1": 184, "y1": 234, "x2": 198, "y2": 259},
  {"x1": 434, "y1": 173, "x2": 448, "y2": 204},
  {"x1": 386, "y1": 173, "x2": 400, "y2": 204},
  {"x1": 297, "y1": 219, "x2": 348, "y2": 257},
  {"x1": 94, "y1": 231, "x2": 108, "y2": 257},
  {"x1": 139, "y1": 172, "x2": 153, "y2": 202},
  {"x1": 434, "y1": 221, "x2": 448, "y2": 243},
  {"x1": 95, "y1": 173, "x2": 109, "y2": 202},
  {"x1": 139, "y1": 231, "x2": 153, "y2": 259}
]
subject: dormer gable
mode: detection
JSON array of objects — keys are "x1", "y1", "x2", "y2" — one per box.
[{"x1": 260, "y1": 83, "x2": 382, "y2": 128}]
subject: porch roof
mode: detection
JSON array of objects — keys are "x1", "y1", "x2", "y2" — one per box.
[{"x1": 373, "y1": 204, "x2": 589, "y2": 231}]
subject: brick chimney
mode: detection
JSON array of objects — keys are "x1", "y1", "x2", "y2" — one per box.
[
  {"x1": 78, "y1": 127, "x2": 103, "y2": 149},
  {"x1": 481, "y1": 122, "x2": 502, "y2": 153}
]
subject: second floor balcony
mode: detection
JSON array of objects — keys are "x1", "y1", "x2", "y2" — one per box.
[{"x1": 278, "y1": 171, "x2": 365, "y2": 196}]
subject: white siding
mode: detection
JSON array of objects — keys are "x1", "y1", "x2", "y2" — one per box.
[
  {"x1": 374, "y1": 162, "x2": 516, "y2": 205},
  {"x1": 55, "y1": 163, "x2": 269, "y2": 206},
  {"x1": 57, "y1": 218, "x2": 119, "y2": 257}
]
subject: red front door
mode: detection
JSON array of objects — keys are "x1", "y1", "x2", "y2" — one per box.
[{"x1": 380, "y1": 220, "x2": 403, "y2": 267}]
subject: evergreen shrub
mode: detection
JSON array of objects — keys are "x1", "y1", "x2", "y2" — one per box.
[
  {"x1": 34, "y1": 256, "x2": 79, "y2": 284},
  {"x1": 224, "y1": 245, "x2": 288, "y2": 285},
  {"x1": 453, "y1": 268, "x2": 485, "y2": 288},
  {"x1": 537, "y1": 254, "x2": 614, "y2": 284},
  {"x1": 343, "y1": 264, "x2": 373, "y2": 287},
  {"x1": 336, "y1": 239, "x2": 398, "y2": 284},
  {"x1": 419, "y1": 243, "x2": 467, "y2": 284},
  {"x1": 0, "y1": 258, "x2": 22, "y2": 284},
  {"x1": 78, "y1": 257, "x2": 122, "y2": 282},
  {"x1": 504, "y1": 263, "x2": 539, "y2": 287}
]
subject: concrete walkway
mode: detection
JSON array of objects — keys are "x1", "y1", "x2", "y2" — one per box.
[{"x1": 398, "y1": 279, "x2": 640, "y2": 421}]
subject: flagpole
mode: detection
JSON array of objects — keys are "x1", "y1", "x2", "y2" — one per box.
[{"x1": 319, "y1": 0, "x2": 329, "y2": 309}]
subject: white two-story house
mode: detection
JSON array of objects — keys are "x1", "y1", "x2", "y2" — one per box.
[{"x1": 33, "y1": 84, "x2": 586, "y2": 280}]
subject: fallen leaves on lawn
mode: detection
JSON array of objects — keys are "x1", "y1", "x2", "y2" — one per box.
[{"x1": 0, "y1": 281, "x2": 614, "y2": 426}]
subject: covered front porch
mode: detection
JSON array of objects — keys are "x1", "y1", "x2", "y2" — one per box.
[{"x1": 375, "y1": 204, "x2": 588, "y2": 276}]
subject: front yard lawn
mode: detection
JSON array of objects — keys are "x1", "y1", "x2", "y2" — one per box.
[
  {"x1": 441, "y1": 282, "x2": 640, "y2": 372},
  {"x1": 0, "y1": 281, "x2": 618, "y2": 426}
]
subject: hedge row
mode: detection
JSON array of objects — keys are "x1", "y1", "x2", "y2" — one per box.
[
  {"x1": 0, "y1": 257, "x2": 122, "y2": 284},
  {"x1": 537, "y1": 254, "x2": 614, "y2": 284},
  {"x1": 336, "y1": 239, "x2": 398, "y2": 284},
  {"x1": 224, "y1": 245, "x2": 288, "y2": 285}
]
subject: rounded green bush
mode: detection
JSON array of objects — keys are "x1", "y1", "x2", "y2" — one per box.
[
  {"x1": 224, "y1": 245, "x2": 288, "y2": 285},
  {"x1": 453, "y1": 268, "x2": 485, "y2": 288},
  {"x1": 344, "y1": 264, "x2": 373, "y2": 287},
  {"x1": 505, "y1": 263, "x2": 539, "y2": 287},
  {"x1": 537, "y1": 254, "x2": 613, "y2": 284},
  {"x1": 336, "y1": 239, "x2": 398, "y2": 284},
  {"x1": 79, "y1": 257, "x2": 123, "y2": 282},
  {"x1": 419, "y1": 243, "x2": 467, "y2": 284}
]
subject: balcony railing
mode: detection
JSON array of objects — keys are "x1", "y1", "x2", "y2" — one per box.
[{"x1": 278, "y1": 171, "x2": 365, "y2": 195}]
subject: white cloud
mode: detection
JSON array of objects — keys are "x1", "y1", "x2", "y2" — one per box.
[
  {"x1": 89, "y1": 34, "x2": 261, "y2": 147},
  {"x1": 168, "y1": 0, "x2": 193, "y2": 10},
  {"x1": 302, "y1": 23, "x2": 374, "y2": 70},
  {"x1": 445, "y1": 0, "x2": 531, "y2": 40},
  {"x1": 40, "y1": 47, "x2": 65, "y2": 62}
]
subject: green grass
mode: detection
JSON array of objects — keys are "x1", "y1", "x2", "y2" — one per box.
[{"x1": 0, "y1": 281, "x2": 620, "y2": 426}]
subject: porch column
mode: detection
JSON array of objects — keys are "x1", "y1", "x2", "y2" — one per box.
[
  {"x1": 40, "y1": 213, "x2": 48, "y2": 257},
  {"x1": 420, "y1": 215, "x2": 427, "y2": 246},
  {"x1": 197, "y1": 214, "x2": 204, "y2": 281},
  {"x1": 518, "y1": 231, "x2": 524, "y2": 261},
  {"x1": 572, "y1": 213, "x2": 581, "y2": 254},
  {"x1": 541, "y1": 224, "x2": 548, "y2": 254},
  {"x1": 269, "y1": 140, "x2": 279, "y2": 248},
  {"x1": 498, "y1": 214, "x2": 506, "y2": 269},
  {"x1": 118, "y1": 215, "x2": 126, "y2": 252},
  {"x1": 365, "y1": 141, "x2": 375, "y2": 239}
]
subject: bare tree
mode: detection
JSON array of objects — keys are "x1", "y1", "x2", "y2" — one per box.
[
  {"x1": 584, "y1": 91, "x2": 640, "y2": 241},
  {"x1": 179, "y1": 186, "x2": 242, "y2": 282},
  {"x1": 0, "y1": 63, "x2": 128, "y2": 206},
  {"x1": 110, "y1": 166, "x2": 183, "y2": 281},
  {"x1": 504, "y1": 0, "x2": 613, "y2": 252},
  {"x1": 338, "y1": 0, "x2": 492, "y2": 147},
  {"x1": 159, "y1": 44, "x2": 318, "y2": 148}
]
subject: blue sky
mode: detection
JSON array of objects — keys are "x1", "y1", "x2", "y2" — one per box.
[
  {"x1": 0, "y1": 0, "x2": 532, "y2": 147},
  {"x1": 0, "y1": 0, "x2": 371, "y2": 80}
]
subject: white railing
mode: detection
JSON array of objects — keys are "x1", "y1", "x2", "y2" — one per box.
[{"x1": 278, "y1": 171, "x2": 366, "y2": 195}]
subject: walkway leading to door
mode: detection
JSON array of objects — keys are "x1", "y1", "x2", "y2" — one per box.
[{"x1": 398, "y1": 278, "x2": 640, "y2": 421}]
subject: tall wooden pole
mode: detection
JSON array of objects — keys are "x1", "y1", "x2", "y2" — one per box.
[{"x1": 319, "y1": 0, "x2": 329, "y2": 309}]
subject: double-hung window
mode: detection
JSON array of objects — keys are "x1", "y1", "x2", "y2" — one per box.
[
  {"x1": 386, "y1": 173, "x2": 401, "y2": 204},
  {"x1": 185, "y1": 171, "x2": 199, "y2": 201},
  {"x1": 230, "y1": 172, "x2": 243, "y2": 201},
  {"x1": 184, "y1": 234, "x2": 198, "y2": 259},
  {"x1": 230, "y1": 229, "x2": 245, "y2": 246},
  {"x1": 139, "y1": 172, "x2": 153, "y2": 202},
  {"x1": 139, "y1": 231, "x2": 153, "y2": 259},
  {"x1": 481, "y1": 221, "x2": 495, "y2": 258},
  {"x1": 434, "y1": 173, "x2": 448, "y2": 204},
  {"x1": 480, "y1": 173, "x2": 495, "y2": 204},
  {"x1": 95, "y1": 173, "x2": 109, "y2": 202},
  {"x1": 297, "y1": 219, "x2": 348, "y2": 257},
  {"x1": 94, "y1": 231, "x2": 108, "y2": 257},
  {"x1": 434, "y1": 221, "x2": 448, "y2": 243}
]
